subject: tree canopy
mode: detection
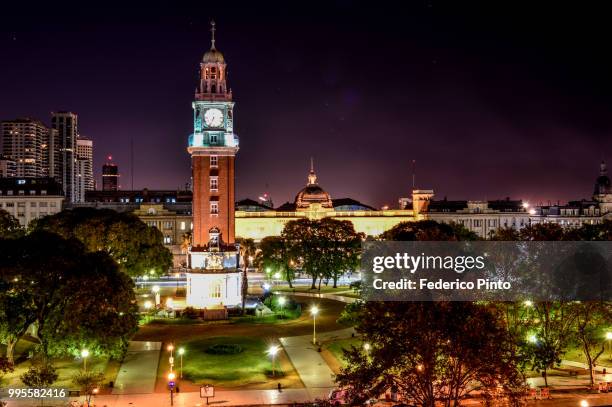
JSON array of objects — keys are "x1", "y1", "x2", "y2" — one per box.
[
  {"x1": 0, "y1": 231, "x2": 138, "y2": 362},
  {"x1": 34, "y1": 207, "x2": 172, "y2": 277},
  {"x1": 336, "y1": 302, "x2": 524, "y2": 406}
]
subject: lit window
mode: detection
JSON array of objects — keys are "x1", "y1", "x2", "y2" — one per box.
[
  {"x1": 210, "y1": 155, "x2": 218, "y2": 167},
  {"x1": 210, "y1": 177, "x2": 218, "y2": 191},
  {"x1": 210, "y1": 202, "x2": 219, "y2": 214},
  {"x1": 180, "y1": 221, "x2": 186, "y2": 230}
]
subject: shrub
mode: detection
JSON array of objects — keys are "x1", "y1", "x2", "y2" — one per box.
[{"x1": 182, "y1": 307, "x2": 199, "y2": 319}]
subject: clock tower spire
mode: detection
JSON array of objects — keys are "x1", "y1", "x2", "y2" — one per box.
[
  {"x1": 188, "y1": 21, "x2": 239, "y2": 254},
  {"x1": 185, "y1": 22, "x2": 242, "y2": 311}
]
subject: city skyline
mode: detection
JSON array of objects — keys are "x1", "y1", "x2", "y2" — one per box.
[{"x1": 1, "y1": 2, "x2": 612, "y2": 207}]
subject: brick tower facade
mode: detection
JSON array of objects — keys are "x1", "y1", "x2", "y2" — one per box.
[{"x1": 187, "y1": 21, "x2": 239, "y2": 251}]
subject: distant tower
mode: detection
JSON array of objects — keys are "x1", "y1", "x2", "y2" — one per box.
[
  {"x1": 185, "y1": 22, "x2": 241, "y2": 311},
  {"x1": 75, "y1": 137, "x2": 94, "y2": 202},
  {"x1": 51, "y1": 111, "x2": 79, "y2": 203},
  {"x1": 102, "y1": 156, "x2": 119, "y2": 191}
]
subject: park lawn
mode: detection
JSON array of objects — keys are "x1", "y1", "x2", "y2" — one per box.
[
  {"x1": 564, "y1": 346, "x2": 612, "y2": 367},
  {"x1": 325, "y1": 337, "x2": 362, "y2": 367},
  {"x1": 178, "y1": 336, "x2": 286, "y2": 387}
]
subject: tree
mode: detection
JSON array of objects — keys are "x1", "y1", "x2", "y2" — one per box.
[
  {"x1": 256, "y1": 236, "x2": 295, "y2": 287},
  {"x1": 519, "y1": 223, "x2": 565, "y2": 241},
  {"x1": 336, "y1": 302, "x2": 524, "y2": 407},
  {"x1": 236, "y1": 237, "x2": 257, "y2": 315},
  {"x1": 282, "y1": 218, "x2": 363, "y2": 289},
  {"x1": 72, "y1": 370, "x2": 105, "y2": 406},
  {"x1": 380, "y1": 220, "x2": 478, "y2": 241},
  {"x1": 316, "y1": 218, "x2": 363, "y2": 288},
  {"x1": 521, "y1": 302, "x2": 576, "y2": 387},
  {"x1": 34, "y1": 208, "x2": 172, "y2": 277},
  {"x1": 21, "y1": 360, "x2": 58, "y2": 388},
  {"x1": 0, "y1": 232, "x2": 138, "y2": 362},
  {"x1": 570, "y1": 301, "x2": 612, "y2": 387},
  {"x1": 0, "y1": 209, "x2": 23, "y2": 239}
]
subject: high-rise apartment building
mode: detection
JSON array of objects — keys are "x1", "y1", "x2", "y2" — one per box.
[
  {"x1": 75, "y1": 137, "x2": 94, "y2": 201},
  {"x1": 1, "y1": 118, "x2": 53, "y2": 178},
  {"x1": 51, "y1": 111, "x2": 78, "y2": 203},
  {"x1": 0, "y1": 155, "x2": 17, "y2": 178}
]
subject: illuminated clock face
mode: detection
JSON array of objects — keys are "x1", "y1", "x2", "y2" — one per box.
[{"x1": 204, "y1": 108, "x2": 223, "y2": 128}]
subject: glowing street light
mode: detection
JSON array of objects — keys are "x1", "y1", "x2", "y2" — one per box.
[
  {"x1": 606, "y1": 331, "x2": 612, "y2": 359},
  {"x1": 167, "y1": 372, "x2": 176, "y2": 406},
  {"x1": 310, "y1": 306, "x2": 319, "y2": 345},
  {"x1": 81, "y1": 349, "x2": 90, "y2": 372},
  {"x1": 363, "y1": 343, "x2": 371, "y2": 353},
  {"x1": 178, "y1": 347, "x2": 185, "y2": 378},
  {"x1": 267, "y1": 345, "x2": 280, "y2": 376},
  {"x1": 144, "y1": 300, "x2": 152, "y2": 310},
  {"x1": 152, "y1": 285, "x2": 161, "y2": 306},
  {"x1": 527, "y1": 334, "x2": 538, "y2": 344},
  {"x1": 580, "y1": 400, "x2": 589, "y2": 407},
  {"x1": 524, "y1": 300, "x2": 533, "y2": 307},
  {"x1": 262, "y1": 283, "x2": 271, "y2": 292},
  {"x1": 278, "y1": 296, "x2": 286, "y2": 318}
]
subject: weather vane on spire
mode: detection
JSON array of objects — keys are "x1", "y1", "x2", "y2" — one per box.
[{"x1": 210, "y1": 20, "x2": 216, "y2": 50}]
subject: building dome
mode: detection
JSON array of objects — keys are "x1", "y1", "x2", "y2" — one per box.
[
  {"x1": 202, "y1": 48, "x2": 225, "y2": 64},
  {"x1": 594, "y1": 161, "x2": 611, "y2": 195},
  {"x1": 295, "y1": 160, "x2": 333, "y2": 211}
]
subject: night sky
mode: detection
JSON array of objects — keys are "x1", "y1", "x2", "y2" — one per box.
[{"x1": 1, "y1": 1, "x2": 611, "y2": 208}]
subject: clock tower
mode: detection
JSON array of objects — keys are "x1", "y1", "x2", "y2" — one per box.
[
  {"x1": 186, "y1": 22, "x2": 242, "y2": 311},
  {"x1": 188, "y1": 21, "x2": 239, "y2": 251}
]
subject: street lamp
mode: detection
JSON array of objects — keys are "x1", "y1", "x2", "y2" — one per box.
[
  {"x1": 363, "y1": 343, "x2": 371, "y2": 353},
  {"x1": 81, "y1": 349, "x2": 89, "y2": 372},
  {"x1": 152, "y1": 285, "x2": 161, "y2": 306},
  {"x1": 268, "y1": 345, "x2": 279, "y2": 377},
  {"x1": 167, "y1": 372, "x2": 176, "y2": 406},
  {"x1": 310, "y1": 306, "x2": 319, "y2": 345},
  {"x1": 606, "y1": 332, "x2": 612, "y2": 359},
  {"x1": 580, "y1": 400, "x2": 589, "y2": 407},
  {"x1": 178, "y1": 347, "x2": 185, "y2": 379},
  {"x1": 524, "y1": 300, "x2": 533, "y2": 307},
  {"x1": 278, "y1": 296, "x2": 286, "y2": 318}
]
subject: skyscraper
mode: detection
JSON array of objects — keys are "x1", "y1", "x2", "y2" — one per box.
[
  {"x1": 51, "y1": 111, "x2": 78, "y2": 203},
  {"x1": 1, "y1": 118, "x2": 54, "y2": 178},
  {"x1": 102, "y1": 156, "x2": 119, "y2": 191},
  {"x1": 75, "y1": 137, "x2": 94, "y2": 201}
]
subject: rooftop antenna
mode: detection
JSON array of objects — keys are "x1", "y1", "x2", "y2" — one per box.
[
  {"x1": 210, "y1": 20, "x2": 216, "y2": 50},
  {"x1": 130, "y1": 138, "x2": 134, "y2": 190}
]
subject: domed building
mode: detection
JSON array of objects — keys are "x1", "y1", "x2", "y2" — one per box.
[
  {"x1": 235, "y1": 160, "x2": 417, "y2": 241},
  {"x1": 294, "y1": 161, "x2": 333, "y2": 211}
]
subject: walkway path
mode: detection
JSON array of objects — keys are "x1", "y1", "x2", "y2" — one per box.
[
  {"x1": 277, "y1": 291, "x2": 356, "y2": 391},
  {"x1": 112, "y1": 341, "x2": 161, "y2": 394}
]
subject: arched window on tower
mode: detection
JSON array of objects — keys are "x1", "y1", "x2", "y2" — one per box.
[{"x1": 210, "y1": 66, "x2": 217, "y2": 79}]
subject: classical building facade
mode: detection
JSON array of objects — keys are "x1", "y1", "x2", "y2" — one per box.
[
  {"x1": 0, "y1": 178, "x2": 63, "y2": 226},
  {"x1": 529, "y1": 161, "x2": 612, "y2": 227},
  {"x1": 235, "y1": 164, "x2": 417, "y2": 241}
]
